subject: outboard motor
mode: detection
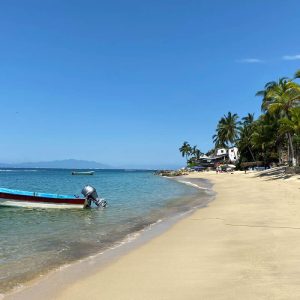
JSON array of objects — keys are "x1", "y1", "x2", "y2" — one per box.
[{"x1": 81, "y1": 185, "x2": 107, "y2": 208}]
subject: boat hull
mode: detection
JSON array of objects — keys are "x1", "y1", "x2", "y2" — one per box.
[
  {"x1": 72, "y1": 171, "x2": 94, "y2": 175},
  {"x1": 0, "y1": 188, "x2": 86, "y2": 209},
  {"x1": 0, "y1": 198, "x2": 84, "y2": 209}
]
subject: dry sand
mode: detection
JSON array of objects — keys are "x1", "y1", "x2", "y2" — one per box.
[{"x1": 7, "y1": 171, "x2": 300, "y2": 299}]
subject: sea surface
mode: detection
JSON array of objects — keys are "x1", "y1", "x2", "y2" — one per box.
[{"x1": 0, "y1": 169, "x2": 212, "y2": 294}]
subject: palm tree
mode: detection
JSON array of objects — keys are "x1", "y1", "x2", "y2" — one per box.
[
  {"x1": 186, "y1": 145, "x2": 203, "y2": 166},
  {"x1": 237, "y1": 113, "x2": 256, "y2": 161},
  {"x1": 194, "y1": 148, "x2": 203, "y2": 159},
  {"x1": 242, "y1": 113, "x2": 255, "y2": 126},
  {"x1": 213, "y1": 112, "x2": 240, "y2": 148},
  {"x1": 279, "y1": 107, "x2": 300, "y2": 136},
  {"x1": 190, "y1": 145, "x2": 203, "y2": 158},
  {"x1": 251, "y1": 114, "x2": 279, "y2": 164},
  {"x1": 212, "y1": 131, "x2": 227, "y2": 148},
  {"x1": 179, "y1": 142, "x2": 192, "y2": 162},
  {"x1": 256, "y1": 78, "x2": 300, "y2": 166},
  {"x1": 191, "y1": 145, "x2": 197, "y2": 156},
  {"x1": 279, "y1": 107, "x2": 300, "y2": 164},
  {"x1": 295, "y1": 70, "x2": 300, "y2": 79}
]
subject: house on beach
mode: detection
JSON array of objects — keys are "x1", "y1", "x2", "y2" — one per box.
[{"x1": 192, "y1": 147, "x2": 239, "y2": 169}]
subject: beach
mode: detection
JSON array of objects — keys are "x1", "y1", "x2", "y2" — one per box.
[
  {"x1": 0, "y1": 169, "x2": 207, "y2": 295},
  {"x1": 2, "y1": 1, "x2": 300, "y2": 299},
  {"x1": 5, "y1": 170, "x2": 300, "y2": 300}
]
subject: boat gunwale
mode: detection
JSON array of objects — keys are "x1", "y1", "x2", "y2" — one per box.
[
  {"x1": 0, "y1": 188, "x2": 85, "y2": 205},
  {"x1": 0, "y1": 188, "x2": 81, "y2": 199}
]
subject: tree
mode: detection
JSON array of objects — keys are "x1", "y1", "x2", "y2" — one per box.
[
  {"x1": 279, "y1": 107, "x2": 300, "y2": 164},
  {"x1": 242, "y1": 113, "x2": 255, "y2": 126},
  {"x1": 213, "y1": 112, "x2": 240, "y2": 148},
  {"x1": 179, "y1": 142, "x2": 192, "y2": 162},
  {"x1": 212, "y1": 131, "x2": 227, "y2": 148},
  {"x1": 251, "y1": 114, "x2": 279, "y2": 164},
  {"x1": 191, "y1": 145, "x2": 203, "y2": 159},
  {"x1": 237, "y1": 113, "x2": 256, "y2": 161},
  {"x1": 194, "y1": 148, "x2": 203, "y2": 159},
  {"x1": 185, "y1": 145, "x2": 204, "y2": 166},
  {"x1": 256, "y1": 78, "x2": 300, "y2": 166},
  {"x1": 191, "y1": 145, "x2": 197, "y2": 156}
]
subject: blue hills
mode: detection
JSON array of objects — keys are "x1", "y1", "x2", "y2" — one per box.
[{"x1": 0, "y1": 159, "x2": 110, "y2": 169}]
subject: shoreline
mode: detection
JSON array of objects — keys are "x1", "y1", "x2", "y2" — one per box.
[
  {"x1": 5, "y1": 171, "x2": 300, "y2": 299},
  {"x1": 3, "y1": 177, "x2": 213, "y2": 300}
]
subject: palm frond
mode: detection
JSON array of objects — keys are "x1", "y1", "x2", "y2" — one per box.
[{"x1": 294, "y1": 70, "x2": 300, "y2": 79}]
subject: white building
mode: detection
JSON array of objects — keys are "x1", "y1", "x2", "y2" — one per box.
[
  {"x1": 216, "y1": 148, "x2": 227, "y2": 156},
  {"x1": 216, "y1": 147, "x2": 239, "y2": 163},
  {"x1": 228, "y1": 147, "x2": 239, "y2": 162}
]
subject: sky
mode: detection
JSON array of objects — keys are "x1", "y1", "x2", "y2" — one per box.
[{"x1": 1, "y1": 0, "x2": 300, "y2": 169}]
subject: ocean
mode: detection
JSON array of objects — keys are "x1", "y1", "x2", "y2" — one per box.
[{"x1": 0, "y1": 169, "x2": 212, "y2": 294}]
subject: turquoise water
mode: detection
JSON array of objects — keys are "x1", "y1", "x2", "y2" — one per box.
[{"x1": 0, "y1": 169, "x2": 210, "y2": 293}]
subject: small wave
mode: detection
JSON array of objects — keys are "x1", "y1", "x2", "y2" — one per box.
[
  {"x1": 81, "y1": 219, "x2": 164, "y2": 262},
  {"x1": 106, "y1": 219, "x2": 163, "y2": 251},
  {"x1": 177, "y1": 180, "x2": 209, "y2": 190}
]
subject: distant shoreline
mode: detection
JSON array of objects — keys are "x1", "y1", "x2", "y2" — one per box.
[{"x1": 0, "y1": 159, "x2": 110, "y2": 169}]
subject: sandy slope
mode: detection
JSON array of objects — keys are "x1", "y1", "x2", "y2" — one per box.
[{"x1": 8, "y1": 171, "x2": 300, "y2": 299}]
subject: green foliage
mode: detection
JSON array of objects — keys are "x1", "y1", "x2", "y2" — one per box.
[
  {"x1": 256, "y1": 75, "x2": 300, "y2": 166},
  {"x1": 237, "y1": 113, "x2": 256, "y2": 162},
  {"x1": 213, "y1": 112, "x2": 240, "y2": 148},
  {"x1": 279, "y1": 107, "x2": 300, "y2": 137},
  {"x1": 250, "y1": 114, "x2": 280, "y2": 163},
  {"x1": 179, "y1": 141, "x2": 192, "y2": 161},
  {"x1": 179, "y1": 142, "x2": 203, "y2": 165},
  {"x1": 180, "y1": 69, "x2": 300, "y2": 167}
]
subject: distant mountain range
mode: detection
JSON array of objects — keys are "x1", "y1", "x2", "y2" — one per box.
[{"x1": 0, "y1": 159, "x2": 110, "y2": 169}]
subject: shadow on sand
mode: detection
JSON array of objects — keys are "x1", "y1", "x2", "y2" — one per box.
[{"x1": 253, "y1": 166, "x2": 300, "y2": 181}]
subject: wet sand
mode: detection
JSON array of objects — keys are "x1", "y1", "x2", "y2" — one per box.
[{"x1": 6, "y1": 171, "x2": 300, "y2": 300}]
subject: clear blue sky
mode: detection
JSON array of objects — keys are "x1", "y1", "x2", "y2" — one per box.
[{"x1": 1, "y1": 0, "x2": 300, "y2": 168}]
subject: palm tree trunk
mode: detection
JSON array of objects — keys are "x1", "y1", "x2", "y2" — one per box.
[
  {"x1": 287, "y1": 138, "x2": 290, "y2": 162},
  {"x1": 287, "y1": 133, "x2": 296, "y2": 167},
  {"x1": 277, "y1": 144, "x2": 282, "y2": 164},
  {"x1": 248, "y1": 146, "x2": 255, "y2": 161}
]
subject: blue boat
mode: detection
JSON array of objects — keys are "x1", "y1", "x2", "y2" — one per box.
[{"x1": 0, "y1": 185, "x2": 107, "y2": 209}]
